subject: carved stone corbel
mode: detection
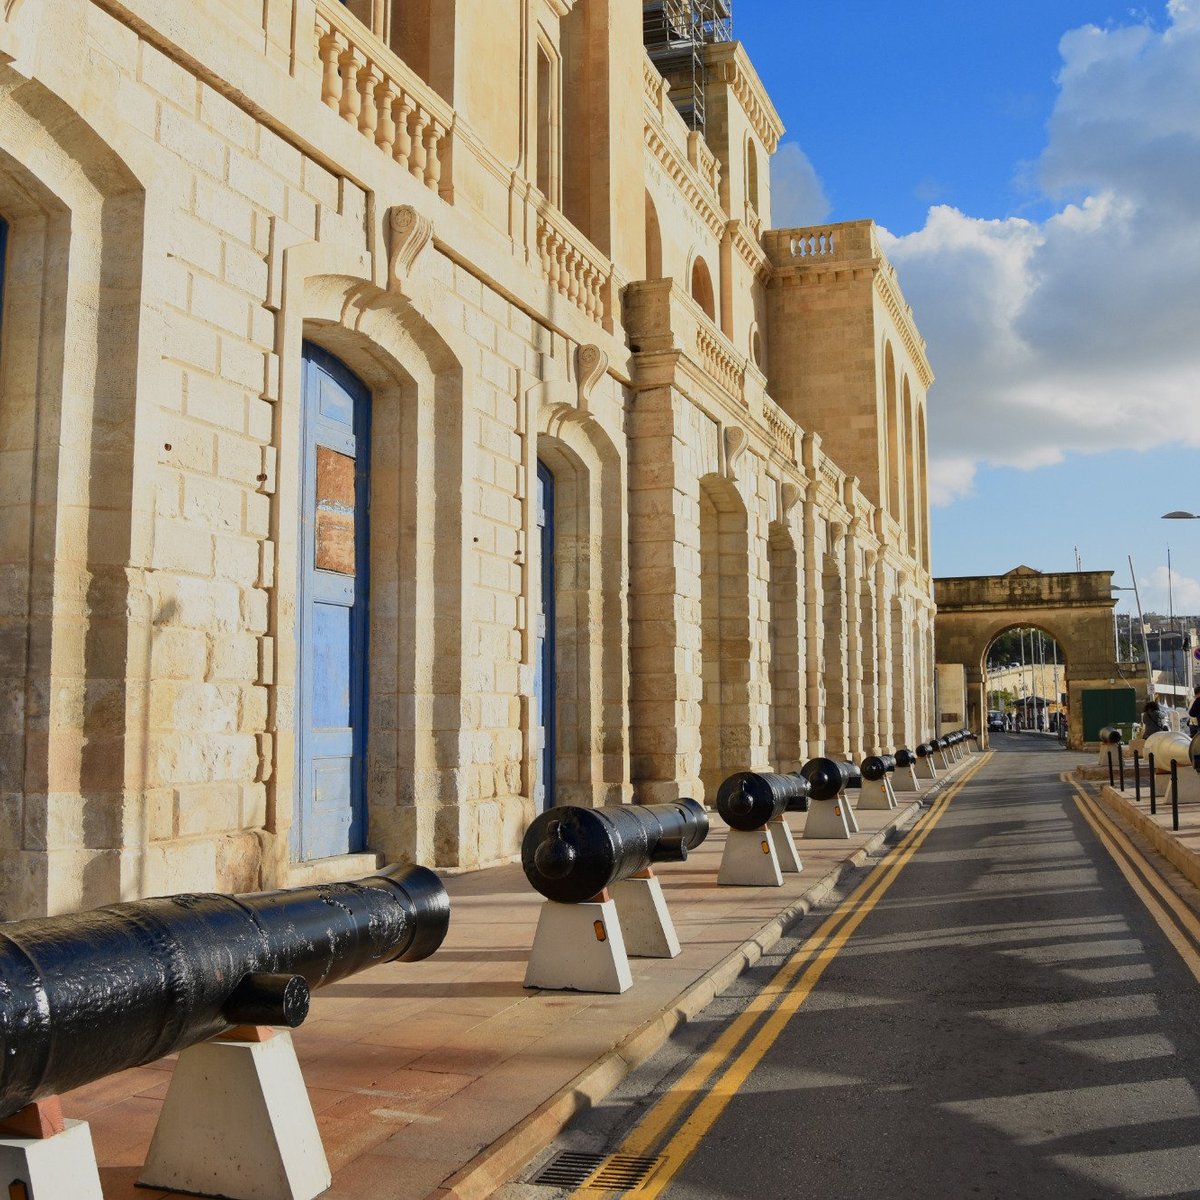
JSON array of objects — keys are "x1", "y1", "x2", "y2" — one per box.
[
  {"x1": 386, "y1": 205, "x2": 432, "y2": 292},
  {"x1": 724, "y1": 426, "x2": 748, "y2": 478},
  {"x1": 575, "y1": 343, "x2": 608, "y2": 413},
  {"x1": 780, "y1": 481, "x2": 802, "y2": 517}
]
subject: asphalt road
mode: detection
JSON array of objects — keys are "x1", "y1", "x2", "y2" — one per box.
[{"x1": 508, "y1": 737, "x2": 1200, "y2": 1199}]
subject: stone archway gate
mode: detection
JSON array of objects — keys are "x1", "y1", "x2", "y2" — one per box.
[{"x1": 935, "y1": 566, "x2": 1135, "y2": 750}]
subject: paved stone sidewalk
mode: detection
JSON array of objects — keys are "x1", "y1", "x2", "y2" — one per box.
[
  {"x1": 60, "y1": 772, "x2": 972, "y2": 1200},
  {"x1": 1097, "y1": 770, "x2": 1200, "y2": 892}
]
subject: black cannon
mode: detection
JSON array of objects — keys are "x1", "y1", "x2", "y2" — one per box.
[
  {"x1": 799, "y1": 758, "x2": 860, "y2": 801},
  {"x1": 715, "y1": 771, "x2": 811, "y2": 831},
  {"x1": 894, "y1": 748, "x2": 917, "y2": 768},
  {"x1": 861, "y1": 754, "x2": 897, "y2": 782},
  {"x1": 522, "y1": 800, "x2": 709, "y2": 905},
  {"x1": 1098, "y1": 726, "x2": 1123, "y2": 745},
  {"x1": 0, "y1": 864, "x2": 450, "y2": 1119},
  {"x1": 915, "y1": 741, "x2": 936, "y2": 758}
]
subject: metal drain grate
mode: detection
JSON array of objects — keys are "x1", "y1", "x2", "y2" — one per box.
[{"x1": 532, "y1": 1150, "x2": 663, "y2": 1191}]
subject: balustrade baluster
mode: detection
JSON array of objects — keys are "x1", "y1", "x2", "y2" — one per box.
[
  {"x1": 409, "y1": 108, "x2": 428, "y2": 180},
  {"x1": 423, "y1": 122, "x2": 443, "y2": 191},
  {"x1": 393, "y1": 95, "x2": 414, "y2": 170},
  {"x1": 319, "y1": 29, "x2": 343, "y2": 109},
  {"x1": 375, "y1": 80, "x2": 397, "y2": 153},
  {"x1": 338, "y1": 47, "x2": 362, "y2": 125},
  {"x1": 357, "y1": 62, "x2": 379, "y2": 139}
]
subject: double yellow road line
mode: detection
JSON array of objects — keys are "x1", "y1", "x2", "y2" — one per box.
[
  {"x1": 574, "y1": 752, "x2": 993, "y2": 1198},
  {"x1": 1068, "y1": 775, "x2": 1200, "y2": 988}
]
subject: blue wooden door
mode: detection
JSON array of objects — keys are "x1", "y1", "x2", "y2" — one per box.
[
  {"x1": 296, "y1": 343, "x2": 370, "y2": 861},
  {"x1": 535, "y1": 462, "x2": 556, "y2": 811}
]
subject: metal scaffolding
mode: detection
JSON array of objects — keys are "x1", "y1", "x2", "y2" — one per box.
[{"x1": 643, "y1": 0, "x2": 733, "y2": 136}]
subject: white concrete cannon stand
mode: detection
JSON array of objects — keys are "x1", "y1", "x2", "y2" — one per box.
[
  {"x1": 0, "y1": 1119, "x2": 104, "y2": 1200},
  {"x1": 719, "y1": 828, "x2": 784, "y2": 886},
  {"x1": 524, "y1": 898, "x2": 633, "y2": 993},
  {"x1": 609, "y1": 870, "x2": 681, "y2": 959},
  {"x1": 140, "y1": 1029, "x2": 331, "y2": 1200}
]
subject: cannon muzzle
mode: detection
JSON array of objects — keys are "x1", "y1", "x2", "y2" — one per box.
[
  {"x1": 0, "y1": 864, "x2": 450, "y2": 1119},
  {"x1": 861, "y1": 754, "x2": 897, "y2": 782},
  {"x1": 894, "y1": 748, "x2": 917, "y2": 768},
  {"x1": 799, "y1": 758, "x2": 858, "y2": 801},
  {"x1": 522, "y1": 800, "x2": 709, "y2": 905},
  {"x1": 715, "y1": 771, "x2": 810, "y2": 831}
]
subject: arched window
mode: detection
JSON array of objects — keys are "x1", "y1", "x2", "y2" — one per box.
[
  {"x1": 691, "y1": 256, "x2": 715, "y2": 322},
  {"x1": 884, "y1": 343, "x2": 901, "y2": 518},
  {"x1": 903, "y1": 377, "x2": 916, "y2": 555},
  {"x1": 645, "y1": 191, "x2": 663, "y2": 280},
  {"x1": 746, "y1": 139, "x2": 760, "y2": 213}
]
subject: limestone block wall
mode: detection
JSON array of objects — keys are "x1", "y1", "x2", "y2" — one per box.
[{"x1": 0, "y1": 0, "x2": 938, "y2": 918}]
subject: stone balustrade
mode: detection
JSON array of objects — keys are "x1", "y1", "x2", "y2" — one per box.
[
  {"x1": 762, "y1": 220, "x2": 880, "y2": 267},
  {"x1": 315, "y1": 0, "x2": 452, "y2": 196},
  {"x1": 762, "y1": 398, "x2": 797, "y2": 461},
  {"x1": 696, "y1": 323, "x2": 746, "y2": 403},
  {"x1": 536, "y1": 207, "x2": 611, "y2": 325}
]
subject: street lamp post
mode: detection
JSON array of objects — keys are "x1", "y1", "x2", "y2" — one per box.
[{"x1": 1163, "y1": 513, "x2": 1199, "y2": 704}]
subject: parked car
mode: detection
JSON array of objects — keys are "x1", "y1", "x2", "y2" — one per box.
[{"x1": 987, "y1": 711, "x2": 1005, "y2": 732}]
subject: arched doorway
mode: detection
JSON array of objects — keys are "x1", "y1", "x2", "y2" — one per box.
[
  {"x1": 982, "y1": 625, "x2": 1069, "y2": 738},
  {"x1": 535, "y1": 459, "x2": 556, "y2": 811},
  {"x1": 296, "y1": 342, "x2": 372, "y2": 861}
]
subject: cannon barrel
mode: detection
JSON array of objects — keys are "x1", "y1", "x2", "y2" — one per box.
[
  {"x1": 861, "y1": 754, "x2": 897, "y2": 782},
  {"x1": 1098, "y1": 726, "x2": 1123, "y2": 745},
  {"x1": 915, "y1": 741, "x2": 935, "y2": 758},
  {"x1": 1144, "y1": 730, "x2": 1191, "y2": 767},
  {"x1": 800, "y1": 758, "x2": 859, "y2": 801},
  {"x1": 522, "y1": 799, "x2": 709, "y2": 905},
  {"x1": 894, "y1": 748, "x2": 917, "y2": 768},
  {"x1": 0, "y1": 864, "x2": 450, "y2": 1119},
  {"x1": 716, "y1": 772, "x2": 810, "y2": 832}
]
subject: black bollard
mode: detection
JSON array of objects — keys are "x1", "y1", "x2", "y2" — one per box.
[
  {"x1": 1119, "y1": 750, "x2": 1125, "y2": 792},
  {"x1": 1134, "y1": 750, "x2": 1141, "y2": 803},
  {"x1": 1150, "y1": 752, "x2": 1157, "y2": 815},
  {"x1": 522, "y1": 799, "x2": 709, "y2": 905},
  {"x1": 1107, "y1": 749, "x2": 1115, "y2": 788},
  {"x1": 1172, "y1": 759, "x2": 1180, "y2": 831},
  {"x1": 0, "y1": 865, "x2": 451, "y2": 1119}
]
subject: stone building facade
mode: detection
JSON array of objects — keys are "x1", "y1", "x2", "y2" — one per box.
[{"x1": 0, "y1": 0, "x2": 935, "y2": 919}]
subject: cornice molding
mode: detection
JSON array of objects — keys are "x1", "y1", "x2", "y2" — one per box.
[
  {"x1": 643, "y1": 122, "x2": 727, "y2": 241},
  {"x1": 704, "y1": 42, "x2": 785, "y2": 153}
]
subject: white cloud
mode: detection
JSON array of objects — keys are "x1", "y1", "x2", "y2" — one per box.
[
  {"x1": 770, "y1": 142, "x2": 832, "y2": 227},
  {"x1": 877, "y1": 3, "x2": 1200, "y2": 507},
  {"x1": 1144, "y1": 564, "x2": 1200, "y2": 614}
]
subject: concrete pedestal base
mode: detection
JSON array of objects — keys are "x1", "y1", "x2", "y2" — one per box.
[
  {"x1": 857, "y1": 778, "x2": 893, "y2": 811},
  {"x1": 610, "y1": 873, "x2": 680, "y2": 958},
  {"x1": 803, "y1": 794, "x2": 854, "y2": 840},
  {"x1": 140, "y1": 1031, "x2": 331, "y2": 1200},
  {"x1": 0, "y1": 1120, "x2": 103, "y2": 1200},
  {"x1": 894, "y1": 766, "x2": 922, "y2": 793},
  {"x1": 718, "y1": 828, "x2": 784, "y2": 886},
  {"x1": 1164, "y1": 768, "x2": 1200, "y2": 807},
  {"x1": 916, "y1": 756, "x2": 938, "y2": 781},
  {"x1": 524, "y1": 899, "x2": 632, "y2": 993},
  {"x1": 769, "y1": 817, "x2": 802, "y2": 873}
]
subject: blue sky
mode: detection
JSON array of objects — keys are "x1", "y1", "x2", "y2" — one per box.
[{"x1": 737, "y1": 1, "x2": 1200, "y2": 618}]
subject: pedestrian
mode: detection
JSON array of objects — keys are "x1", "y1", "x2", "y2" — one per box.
[
  {"x1": 1188, "y1": 685, "x2": 1200, "y2": 742},
  {"x1": 1141, "y1": 698, "x2": 1169, "y2": 739}
]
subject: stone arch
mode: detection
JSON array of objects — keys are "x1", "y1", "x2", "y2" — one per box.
[
  {"x1": 690, "y1": 254, "x2": 716, "y2": 322},
  {"x1": 275, "y1": 262, "x2": 470, "y2": 870},
  {"x1": 891, "y1": 592, "x2": 910, "y2": 748},
  {"x1": 917, "y1": 404, "x2": 929, "y2": 567},
  {"x1": 767, "y1": 520, "x2": 803, "y2": 772},
  {"x1": 746, "y1": 137, "x2": 760, "y2": 213},
  {"x1": 822, "y1": 522, "x2": 848, "y2": 756},
  {"x1": 0, "y1": 66, "x2": 148, "y2": 917},
  {"x1": 859, "y1": 559, "x2": 878, "y2": 752},
  {"x1": 902, "y1": 377, "x2": 916, "y2": 557},
  {"x1": 883, "y1": 341, "x2": 901, "y2": 520},
  {"x1": 536, "y1": 400, "x2": 628, "y2": 809},
  {"x1": 645, "y1": 190, "x2": 663, "y2": 281},
  {"x1": 935, "y1": 569, "x2": 1124, "y2": 749},
  {"x1": 698, "y1": 473, "x2": 751, "y2": 801}
]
